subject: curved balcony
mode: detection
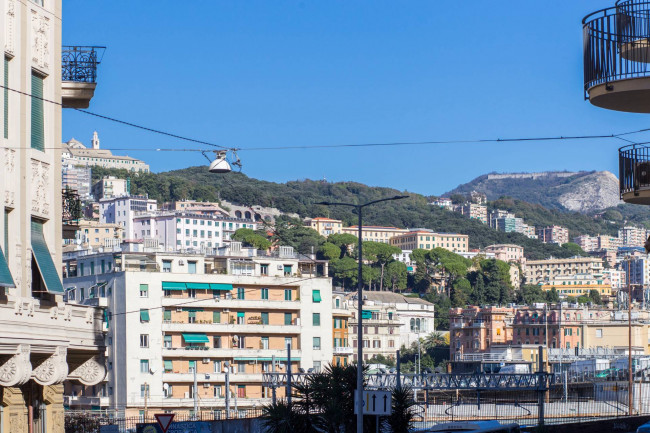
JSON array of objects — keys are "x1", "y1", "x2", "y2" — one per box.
[
  {"x1": 61, "y1": 46, "x2": 104, "y2": 109},
  {"x1": 583, "y1": 1, "x2": 650, "y2": 112},
  {"x1": 619, "y1": 144, "x2": 650, "y2": 204}
]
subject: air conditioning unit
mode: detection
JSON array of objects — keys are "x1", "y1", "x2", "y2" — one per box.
[
  {"x1": 203, "y1": 383, "x2": 210, "y2": 388},
  {"x1": 179, "y1": 260, "x2": 185, "y2": 266},
  {"x1": 184, "y1": 392, "x2": 189, "y2": 399},
  {"x1": 277, "y1": 265, "x2": 283, "y2": 270},
  {"x1": 202, "y1": 358, "x2": 210, "y2": 364},
  {"x1": 223, "y1": 309, "x2": 230, "y2": 313},
  {"x1": 176, "y1": 308, "x2": 183, "y2": 312}
]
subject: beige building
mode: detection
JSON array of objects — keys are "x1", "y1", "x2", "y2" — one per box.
[
  {"x1": 1, "y1": 2, "x2": 107, "y2": 431},
  {"x1": 69, "y1": 220, "x2": 123, "y2": 249},
  {"x1": 390, "y1": 230, "x2": 469, "y2": 254},
  {"x1": 484, "y1": 244, "x2": 525, "y2": 263},
  {"x1": 341, "y1": 225, "x2": 409, "y2": 244},
  {"x1": 540, "y1": 273, "x2": 612, "y2": 300},
  {"x1": 62, "y1": 132, "x2": 150, "y2": 173},
  {"x1": 304, "y1": 217, "x2": 343, "y2": 237},
  {"x1": 537, "y1": 226, "x2": 569, "y2": 245},
  {"x1": 63, "y1": 243, "x2": 332, "y2": 416},
  {"x1": 524, "y1": 257, "x2": 604, "y2": 285},
  {"x1": 92, "y1": 176, "x2": 128, "y2": 200},
  {"x1": 457, "y1": 203, "x2": 487, "y2": 225}
]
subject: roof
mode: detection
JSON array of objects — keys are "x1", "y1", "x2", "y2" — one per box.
[
  {"x1": 346, "y1": 291, "x2": 433, "y2": 306},
  {"x1": 485, "y1": 244, "x2": 524, "y2": 249},
  {"x1": 308, "y1": 217, "x2": 341, "y2": 222},
  {"x1": 344, "y1": 226, "x2": 405, "y2": 231}
]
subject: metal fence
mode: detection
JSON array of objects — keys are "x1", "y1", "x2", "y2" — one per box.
[{"x1": 65, "y1": 408, "x2": 264, "y2": 433}]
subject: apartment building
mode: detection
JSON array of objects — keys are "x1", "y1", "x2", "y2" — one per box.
[
  {"x1": 63, "y1": 243, "x2": 332, "y2": 416},
  {"x1": 390, "y1": 230, "x2": 469, "y2": 254},
  {"x1": 449, "y1": 307, "x2": 515, "y2": 358},
  {"x1": 62, "y1": 163, "x2": 92, "y2": 201},
  {"x1": 483, "y1": 244, "x2": 525, "y2": 263},
  {"x1": 602, "y1": 268, "x2": 625, "y2": 290},
  {"x1": 430, "y1": 197, "x2": 453, "y2": 210},
  {"x1": 304, "y1": 217, "x2": 343, "y2": 237},
  {"x1": 488, "y1": 210, "x2": 514, "y2": 229},
  {"x1": 537, "y1": 226, "x2": 570, "y2": 245},
  {"x1": 540, "y1": 274, "x2": 612, "y2": 300},
  {"x1": 62, "y1": 132, "x2": 150, "y2": 173},
  {"x1": 341, "y1": 225, "x2": 409, "y2": 244},
  {"x1": 619, "y1": 226, "x2": 648, "y2": 248},
  {"x1": 524, "y1": 257, "x2": 604, "y2": 285},
  {"x1": 67, "y1": 219, "x2": 123, "y2": 248},
  {"x1": 1, "y1": 2, "x2": 107, "y2": 430},
  {"x1": 347, "y1": 292, "x2": 434, "y2": 361},
  {"x1": 92, "y1": 176, "x2": 129, "y2": 200},
  {"x1": 132, "y1": 211, "x2": 258, "y2": 251},
  {"x1": 99, "y1": 195, "x2": 158, "y2": 240},
  {"x1": 622, "y1": 258, "x2": 650, "y2": 287},
  {"x1": 332, "y1": 291, "x2": 352, "y2": 366},
  {"x1": 574, "y1": 235, "x2": 598, "y2": 252},
  {"x1": 457, "y1": 203, "x2": 487, "y2": 225}
]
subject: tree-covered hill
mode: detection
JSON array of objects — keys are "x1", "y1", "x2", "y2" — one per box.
[{"x1": 91, "y1": 166, "x2": 594, "y2": 260}]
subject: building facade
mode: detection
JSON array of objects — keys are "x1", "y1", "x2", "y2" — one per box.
[
  {"x1": 390, "y1": 230, "x2": 469, "y2": 254},
  {"x1": 331, "y1": 291, "x2": 352, "y2": 366},
  {"x1": 67, "y1": 219, "x2": 123, "y2": 249},
  {"x1": 62, "y1": 163, "x2": 92, "y2": 201},
  {"x1": 540, "y1": 274, "x2": 612, "y2": 300},
  {"x1": 524, "y1": 257, "x2": 604, "y2": 285},
  {"x1": 92, "y1": 176, "x2": 128, "y2": 200},
  {"x1": 484, "y1": 244, "x2": 525, "y2": 263},
  {"x1": 99, "y1": 195, "x2": 158, "y2": 240},
  {"x1": 63, "y1": 244, "x2": 332, "y2": 416},
  {"x1": 304, "y1": 217, "x2": 343, "y2": 237},
  {"x1": 62, "y1": 132, "x2": 150, "y2": 173},
  {"x1": 449, "y1": 307, "x2": 515, "y2": 359},
  {"x1": 537, "y1": 226, "x2": 569, "y2": 245},
  {"x1": 341, "y1": 226, "x2": 409, "y2": 244},
  {"x1": 458, "y1": 204, "x2": 487, "y2": 225},
  {"x1": 1, "y1": 2, "x2": 107, "y2": 431}
]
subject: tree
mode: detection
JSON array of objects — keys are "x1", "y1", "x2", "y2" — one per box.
[
  {"x1": 363, "y1": 242, "x2": 401, "y2": 290},
  {"x1": 386, "y1": 261, "x2": 408, "y2": 292},
  {"x1": 232, "y1": 228, "x2": 272, "y2": 250},
  {"x1": 545, "y1": 287, "x2": 560, "y2": 303},
  {"x1": 588, "y1": 289, "x2": 602, "y2": 305},
  {"x1": 384, "y1": 385, "x2": 418, "y2": 433},
  {"x1": 319, "y1": 242, "x2": 341, "y2": 261},
  {"x1": 273, "y1": 218, "x2": 325, "y2": 254},
  {"x1": 330, "y1": 257, "x2": 357, "y2": 289},
  {"x1": 562, "y1": 242, "x2": 587, "y2": 256},
  {"x1": 516, "y1": 284, "x2": 546, "y2": 305},
  {"x1": 327, "y1": 233, "x2": 358, "y2": 257}
]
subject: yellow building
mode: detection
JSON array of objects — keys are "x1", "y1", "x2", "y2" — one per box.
[
  {"x1": 540, "y1": 273, "x2": 611, "y2": 299},
  {"x1": 525, "y1": 257, "x2": 604, "y2": 285},
  {"x1": 390, "y1": 230, "x2": 469, "y2": 253},
  {"x1": 72, "y1": 220, "x2": 123, "y2": 248},
  {"x1": 332, "y1": 292, "x2": 352, "y2": 366},
  {"x1": 341, "y1": 225, "x2": 409, "y2": 244},
  {"x1": 304, "y1": 217, "x2": 343, "y2": 237}
]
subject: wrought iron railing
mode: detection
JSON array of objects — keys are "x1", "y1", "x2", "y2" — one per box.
[
  {"x1": 619, "y1": 144, "x2": 650, "y2": 196},
  {"x1": 583, "y1": 1, "x2": 650, "y2": 97},
  {"x1": 61, "y1": 45, "x2": 105, "y2": 83}
]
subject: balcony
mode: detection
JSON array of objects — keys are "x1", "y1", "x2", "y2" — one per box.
[
  {"x1": 162, "y1": 347, "x2": 302, "y2": 359},
  {"x1": 61, "y1": 46, "x2": 104, "y2": 109},
  {"x1": 619, "y1": 144, "x2": 650, "y2": 204},
  {"x1": 583, "y1": 1, "x2": 650, "y2": 112},
  {"x1": 333, "y1": 346, "x2": 353, "y2": 355},
  {"x1": 64, "y1": 395, "x2": 109, "y2": 408},
  {"x1": 162, "y1": 322, "x2": 301, "y2": 334}
]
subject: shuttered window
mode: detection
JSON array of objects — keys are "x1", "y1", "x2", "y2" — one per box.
[
  {"x1": 3, "y1": 57, "x2": 8, "y2": 139},
  {"x1": 31, "y1": 72, "x2": 44, "y2": 151},
  {"x1": 31, "y1": 220, "x2": 63, "y2": 293}
]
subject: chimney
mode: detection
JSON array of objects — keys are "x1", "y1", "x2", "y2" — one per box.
[{"x1": 92, "y1": 131, "x2": 100, "y2": 149}]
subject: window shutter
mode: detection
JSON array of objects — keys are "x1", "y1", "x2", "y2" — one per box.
[
  {"x1": 30, "y1": 73, "x2": 44, "y2": 151},
  {"x1": 4, "y1": 57, "x2": 8, "y2": 139}
]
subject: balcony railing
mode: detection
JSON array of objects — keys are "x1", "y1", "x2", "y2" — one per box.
[
  {"x1": 62, "y1": 46, "x2": 104, "y2": 83},
  {"x1": 619, "y1": 144, "x2": 650, "y2": 202}
]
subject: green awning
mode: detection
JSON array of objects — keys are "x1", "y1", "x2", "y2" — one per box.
[
  {"x1": 31, "y1": 221, "x2": 63, "y2": 293},
  {"x1": 182, "y1": 308, "x2": 204, "y2": 312},
  {"x1": 162, "y1": 282, "x2": 186, "y2": 291},
  {"x1": 140, "y1": 310, "x2": 150, "y2": 321},
  {"x1": 361, "y1": 310, "x2": 372, "y2": 320},
  {"x1": 209, "y1": 283, "x2": 233, "y2": 291},
  {"x1": 164, "y1": 360, "x2": 172, "y2": 370},
  {"x1": 0, "y1": 247, "x2": 15, "y2": 288},
  {"x1": 182, "y1": 333, "x2": 209, "y2": 343},
  {"x1": 312, "y1": 290, "x2": 322, "y2": 302},
  {"x1": 186, "y1": 282, "x2": 210, "y2": 290},
  {"x1": 236, "y1": 357, "x2": 301, "y2": 362},
  {"x1": 237, "y1": 312, "x2": 245, "y2": 318}
]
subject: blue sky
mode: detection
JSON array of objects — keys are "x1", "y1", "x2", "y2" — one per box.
[{"x1": 62, "y1": 0, "x2": 643, "y2": 196}]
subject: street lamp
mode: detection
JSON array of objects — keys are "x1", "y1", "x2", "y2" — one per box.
[{"x1": 315, "y1": 195, "x2": 408, "y2": 433}]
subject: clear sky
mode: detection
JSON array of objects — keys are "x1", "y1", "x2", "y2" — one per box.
[{"x1": 62, "y1": 0, "x2": 644, "y2": 196}]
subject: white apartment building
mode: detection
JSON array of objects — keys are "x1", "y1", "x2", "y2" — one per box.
[
  {"x1": 524, "y1": 257, "x2": 605, "y2": 285},
  {"x1": 99, "y1": 195, "x2": 158, "y2": 240},
  {"x1": 92, "y1": 176, "x2": 129, "y2": 200},
  {"x1": 347, "y1": 292, "x2": 435, "y2": 361},
  {"x1": 1, "y1": 2, "x2": 107, "y2": 431},
  {"x1": 430, "y1": 197, "x2": 453, "y2": 210},
  {"x1": 602, "y1": 268, "x2": 625, "y2": 290},
  {"x1": 619, "y1": 226, "x2": 648, "y2": 248},
  {"x1": 63, "y1": 243, "x2": 332, "y2": 416},
  {"x1": 484, "y1": 244, "x2": 525, "y2": 263},
  {"x1": 133, "y1": 210, "x2": 258, "y2": 252},
  {"x1": 62, "y1": 132, "x2": 150, "y2": 173},
  {"x1": 62, "y1": 163, "x2": 92, "y2": 201},
  {"x1": 457, "y1": 203, "x2": 488, "y2": 225},
  {"x1": 574, "y1": 235, "x2": 598, "y2": 252}
]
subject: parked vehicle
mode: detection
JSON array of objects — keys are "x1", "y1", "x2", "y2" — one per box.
[{"x1": 413, "y1": 421, "x2": 521, "y2": 433}]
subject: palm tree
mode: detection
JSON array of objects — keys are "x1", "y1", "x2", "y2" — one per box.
[
  {"x1": 261, "y1": 400, "x2": 298, "y2": 433},
  {"x1": 422, "y1": 331, "x2": 447, "y2": 350},
  {"x1": 384, "y1": 385, "x2": 419, "y2": 433}
]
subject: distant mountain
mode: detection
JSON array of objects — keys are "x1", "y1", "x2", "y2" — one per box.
[{"x1": 445, "y1": 171, "x2": 622, "y2": 213}]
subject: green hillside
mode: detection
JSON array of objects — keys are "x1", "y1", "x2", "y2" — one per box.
[{"x1": 91, "y1": 166, "x2": 589, "y2": 260}]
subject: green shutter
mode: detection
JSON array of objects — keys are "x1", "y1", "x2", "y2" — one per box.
[
  {"x1": 31, "y1": 220, "x2": 63, "y2": 293},
  {"x1": 4, "y1": 57, "x2": 8, "y2": 139},
  {"x1": 213, "y1": 311, "x2": 220, "y2": 323},
  {"x1": 164, "y1": 360, "x2": 173, "y2": 371},
  {"x1": 139, "y1": 284, "x2": 148, "y2": 293},
  {"x1": 237, "y1": 312, "x2": 245, "y2": 318},
  {"x1": 163, "y1": 310, "x2": 171, "y2": 321},
  {"x1": 312, "y1": 290, "x2": 321, "y2": 302},
  {"x1": 0, "y1": 245, "x2": 14, "y2": 288},
  {"x1": 30, "y1": 73, "x2": 44, "y2": 151},
  {"x1": 140, "y1": 309, "x2": 150, "y2": 322},
  {"x1": 361, "y1": 310, "x2": 372, "y2": 320},
  {"x1": 261, "y1": 312, "x2": 269, "y2": 325}
]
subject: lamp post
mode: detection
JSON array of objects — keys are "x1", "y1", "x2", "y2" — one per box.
[{"x1": 316, "y1": 195, "x2": 408, "y2": 433}]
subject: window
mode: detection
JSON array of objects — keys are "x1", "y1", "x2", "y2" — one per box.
[
  {"x1": 140, "y1": 309, "x2": 150, "y2": 323},
  {"x1": 140, "y1": 334, "x2": 149, "y2": 348},
  {"x1": 162, "y1": 260, "x2": 172, "y2": 272},
  {"x1": 312, "y1": 290, "x2": 322, "y2": 302},
  {"x1": 140, "y1": 385, "x2": 148, "y2": 399},
  {"x1": 140, "y1": 359, "x2": 149, "y2": 373},
  {"x1": 163, "y1": 310, "x2": 171, "y2": 322},
  {"x1": 213, "y1": 336, "x2": 221, "y2": 349},
  {"x1": 261, "y1": 336, "x2": 269, "y2": 349},
  {"x1": 237, "y1": 312, "x2": 245, "y2": 324},
  {"x1": 140, "y1": 284, "x2": 148, "y2": 298},
  {"x1": 214, "y1": 360, "x2": 222, "y2": 373},
  {"x1": 31, "y1": 72, "x2": 44, "y2": 151},
  {"x1": 596, "y1": 329, "x2": 603, "y2": 338},
  {"x1": 188, "y1": 261, "x2": 197, "y2": 274},
  {"x1": 313, "y1": 337, "x2": 321, "y2": 350},
  {"x1": 260, "y1": 264, "x2": 269, "y2": 276},
  {"x1": 285, "y1": 337, "x2": 292, "y2": 348},
  {"x1": 188, "y1": 289, "x2": 196, "y2": 298},
  {"x1": 284, "y1": 289, "x2": 292, "y2": 301},
  {"x1": 164, "y1": 335, "x2": 172, "y2": 348},
  {"x1": 313, "y1": 313, "x2": 320, "y2": 326},
  {"x1": 284, "y1": 313, "x2": 292, "y2": 325},
  {"x1": 237, "y1": 287, "x2": 245, "y2": 299},
  {"x1": 164, "y1": 360, "x2": 173, "y2": 373},
  {"x1": 188, "y1": 311, "x2": 196, "y2": 323},
  {"x1": 213, "y1": 311, "x2": 220, "y2": 324},
  {"x1": 189, "y1": 360, "x2": 196, "y2": 373},
  {"x1": 237, "y1": 385, "x2": 246, "y2": 398},
  {"x1": 284, "y1": 265, "x2": 292, "y2": 276},
  {"x1": 261, "y1": 312, "x2": 269, "y2": 325},
  {"x1": 261, "y1": 288, "x2": 269, "y2": 300}
]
